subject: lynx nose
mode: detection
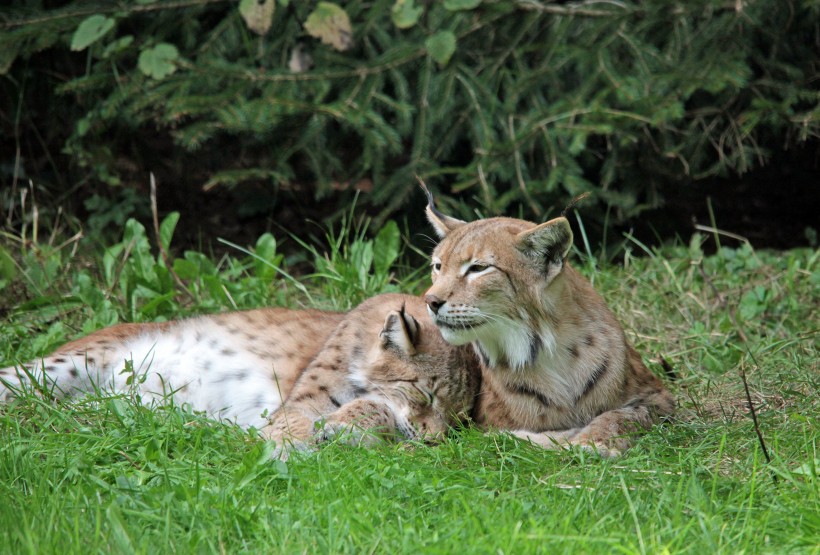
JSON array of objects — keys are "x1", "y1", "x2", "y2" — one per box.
[{"x1": 424, "y1": 294, "x2": 445, "y2": 315}]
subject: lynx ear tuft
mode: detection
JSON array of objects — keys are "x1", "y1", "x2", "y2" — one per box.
[
  {"x1": 417, "y1": 177, "x2": 465, "y2": 238},
  {"x1": 379, "y1": 303, "x2": 420, "y2": 355},
  {"x1": 515, "y1": 217, "x2": 573, "y2": 269}
]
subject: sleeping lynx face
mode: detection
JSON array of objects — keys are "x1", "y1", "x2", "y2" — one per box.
[{"x1": 263, "y1": 294, "x2": 481, "y2": 455}]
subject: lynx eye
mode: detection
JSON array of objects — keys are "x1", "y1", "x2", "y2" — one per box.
[
  {"x1": 432, "y1": 262, "x2": 442, "y2": 272},
  {"x1": 467, "y1": 263, "x2": 489, "y2": 274}
]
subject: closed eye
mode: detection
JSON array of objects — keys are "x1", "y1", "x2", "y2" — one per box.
[
  {"x1": 467, "y1": 263, "x2": 490, "y2": 274},
  {"x1": 413, "y1": 384, "x2": 435, "y2": 405}
]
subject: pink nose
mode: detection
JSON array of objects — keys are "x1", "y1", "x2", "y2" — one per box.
[{"x1": 424, "y1": 294, "x2": 445, "y2": 314}]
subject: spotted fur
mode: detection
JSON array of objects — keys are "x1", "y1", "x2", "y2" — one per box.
[
  {"x1": 264, "y1": 294, "x2": 480, "y2": 458},
  {"x1": 0, "y1": 308, "x2": 342, "y2": 428},
  {"x1": 422, "y1": 188, "x2": 675, "y2": 456},
  {"x1": 0, "y1": 294, "x2": 480, "y2": 458}
]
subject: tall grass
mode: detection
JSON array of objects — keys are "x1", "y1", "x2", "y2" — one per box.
[{"x1": 0, "y1": 211, "x2": 817, "y2": 554}]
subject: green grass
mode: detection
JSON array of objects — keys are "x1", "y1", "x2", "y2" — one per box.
[{"x1": 0, "y1": 215, "x2": 818, "y2": 554}]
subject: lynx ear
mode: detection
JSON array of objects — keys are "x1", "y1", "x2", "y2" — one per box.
[
  {"x1": 418, "y1": 178, "x2": 465, "y2": 238},
  {"x1": 379, "y1": 303, "x2": 420, "y2": 355},
  {"x1": 515, "y1": 217, "x2": 573, "y2": 269}
]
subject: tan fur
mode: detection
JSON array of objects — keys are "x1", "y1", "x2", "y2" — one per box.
[
  {"x1": 422, "y1": 191, "x2": 674, "y2": 456},
  {"x1": 0, "y1": 308, "x2": 343, "y2": 426},
  {"x1": 1, "y1": 294, "x2": 480, "y2": 458},
  {"x1": 263, "y1": 294, "x2": 480, "y2": 458}
]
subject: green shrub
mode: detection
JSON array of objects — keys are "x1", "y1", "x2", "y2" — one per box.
[{"x1": 2, "y1": 0, "x2": 817, "y2": 224}]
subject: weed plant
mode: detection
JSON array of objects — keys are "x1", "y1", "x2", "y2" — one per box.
[{"x1": 0, "y1": 213, "x2": 817, "y2": 554}]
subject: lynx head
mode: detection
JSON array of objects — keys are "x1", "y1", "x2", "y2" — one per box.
[
  {"x1": 420, "y1": 185, "x2": 574, "y2": 370},
  {"x1": 354, "y1": 295, "x2": 480, "y2": 440}
]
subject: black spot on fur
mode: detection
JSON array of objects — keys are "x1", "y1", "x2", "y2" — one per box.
[
  {"x1": 44, "y1": 366, "x2": 56, "y2": 373},
  {"x1": 352, "y1": 384, "x2": 369, "y2": 397},
  {"x1": 70, "y1": 368, "x2": 79, "y2": 378},
  {"x1": 310, "y1": 374, "x2": 319, "y2": 381},
  {"x1": 583, "y1": 335, "x2": 595, "y2": 347},
  {"x1": 510, "y1": 383, "x2": 552, "y2": 408},
  {"x1": 568, "y1": 344, "x2": 579, "y2": 358},
  {"x1": 318, "y1": 385, "x2": 328, "y2": 392},
  {"x1": 577, "y1": 356, "x2": 609, "y2": 401},
  {"x1": 475, "y1": 345, "x2": 490, "y2": 366},
  {"x1": 53, "y1": 357, "x2": 66, "y2": 363},
  {"x1": 529, "y1": 334, "x2": 542, "y2": 363},
  {"x1": 626, "y1": 395, "x2": 646, "y2": 408},
  {"x1": 351, "y1": 345, "x2": 364, "y2": 361},
  {"x1": 293, "y1": 392, "x2": 314, "y2": 402},
  {"x1": 221, "y1": 348, "x2": 236, "y2": 357},
  {"x1": 329, "y1": 395, "x2": 341, "y2": 408}
]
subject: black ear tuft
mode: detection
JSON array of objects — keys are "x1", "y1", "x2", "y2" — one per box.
[
  {"x1": 417, "y1": 176, "x2": 466, "y2": 238},
  {"x1": 379, "y1": 304, "x2": 419, "y2": 355},
  {"x1": 398, "y1": 303, "x2": 420, "y2": 346}
]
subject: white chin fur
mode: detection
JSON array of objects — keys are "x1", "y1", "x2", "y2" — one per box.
[{"x1": 437, "y1": 326, "x2": 474, "y2": 346}]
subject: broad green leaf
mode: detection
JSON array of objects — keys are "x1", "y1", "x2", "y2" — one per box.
[
  {"x1": 71, "y1": 15, "x2": 115, "y2": 51},
  {"x1": 138, "y1": 43, "x2": 180, "y2": 80},
  {"x1": 304, "y1": 2, "x2": 353, "y2": 51},
  {"x1": 444, "y1": 0, "x2": 482, "y2": 10},
  {"x1": 173, "y1": 258, "x2": 199, "y2": 280},
  {"x1": 254, "y1": 233, "x2": 283, "y2": 280},
  {"x1": 373, "y1": 220, "x2": 400, "y2": 277},
  {"x1": 239, "y1": 0, "x2": 276, "y2": 35},
  {"x1": 392, "y1": 0, "x2": 423, "y2": 29},
  {"x1": 0, "y1": 41, "x2": 20, "y2": 75},
  {"x1": 102, "y1": 35, "x2": 133, "y2": 59},
  {"x1": 0, "y1": 246, "x2": 17, "y2": 281},
  {"x1": 159, "y1": 211, "x2": 180, "y2": 253},
  {"x1": 425, "y1": 31, "x2": 456, "y2": 66}
]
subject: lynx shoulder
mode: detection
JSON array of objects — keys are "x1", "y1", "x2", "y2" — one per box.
[{"x1": 421, "y1": 187, "x2": 674, "y2": 456}]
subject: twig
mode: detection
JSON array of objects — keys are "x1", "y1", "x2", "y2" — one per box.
[
  {"x1": 561, "y1": 192, "x2": 591, "y2": 217},
  {"x1": 697, "y1": 262, "x2": 776, "y2": 483},
  {"x1": 1, "y1": 0, "x2": 231, "y2": 30},
  {"x1": 149, "y1": 173, "x2": 196, "y2": 303},
  {"x1": 515, "y1": 0, "x2": 633, "y2": 17}
]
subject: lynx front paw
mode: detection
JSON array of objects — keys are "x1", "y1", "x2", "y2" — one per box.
[
  {"x1": 315, "y1": 420, "x2": 390, "y2": 448},
  {"x1": 270, "y1": 438, "x2": 315, "y2": 461}
]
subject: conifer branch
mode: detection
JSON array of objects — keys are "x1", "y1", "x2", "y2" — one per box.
[{"x1": 1, "y1": 0, "x2": 231, "y2": 30}]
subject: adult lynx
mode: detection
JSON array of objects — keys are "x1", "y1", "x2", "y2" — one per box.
[{"x1": 421, "y1": 187, "x2": 674, "y2": 456}]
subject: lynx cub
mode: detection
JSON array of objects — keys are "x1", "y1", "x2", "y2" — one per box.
[
  {"x1": 421, "y1": 187, "x2": 674, "y2": 456},
  {"x1": 0, "y1": 294, "x2": 479, "y2": 454},
  {"x1": 264, "y1": 294, "x2": 479, "y2": 458}
]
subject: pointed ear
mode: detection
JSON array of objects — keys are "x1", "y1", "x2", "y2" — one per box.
[
  {"x1": 379, "y1": 303, "x2": 420, "y2": 355},
  {"x1": 417, "y1": 177, "x2": 465, "y2": 238},
  {"x1": 515, "y1": 217, "x2": 573, "y2": 266}
]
